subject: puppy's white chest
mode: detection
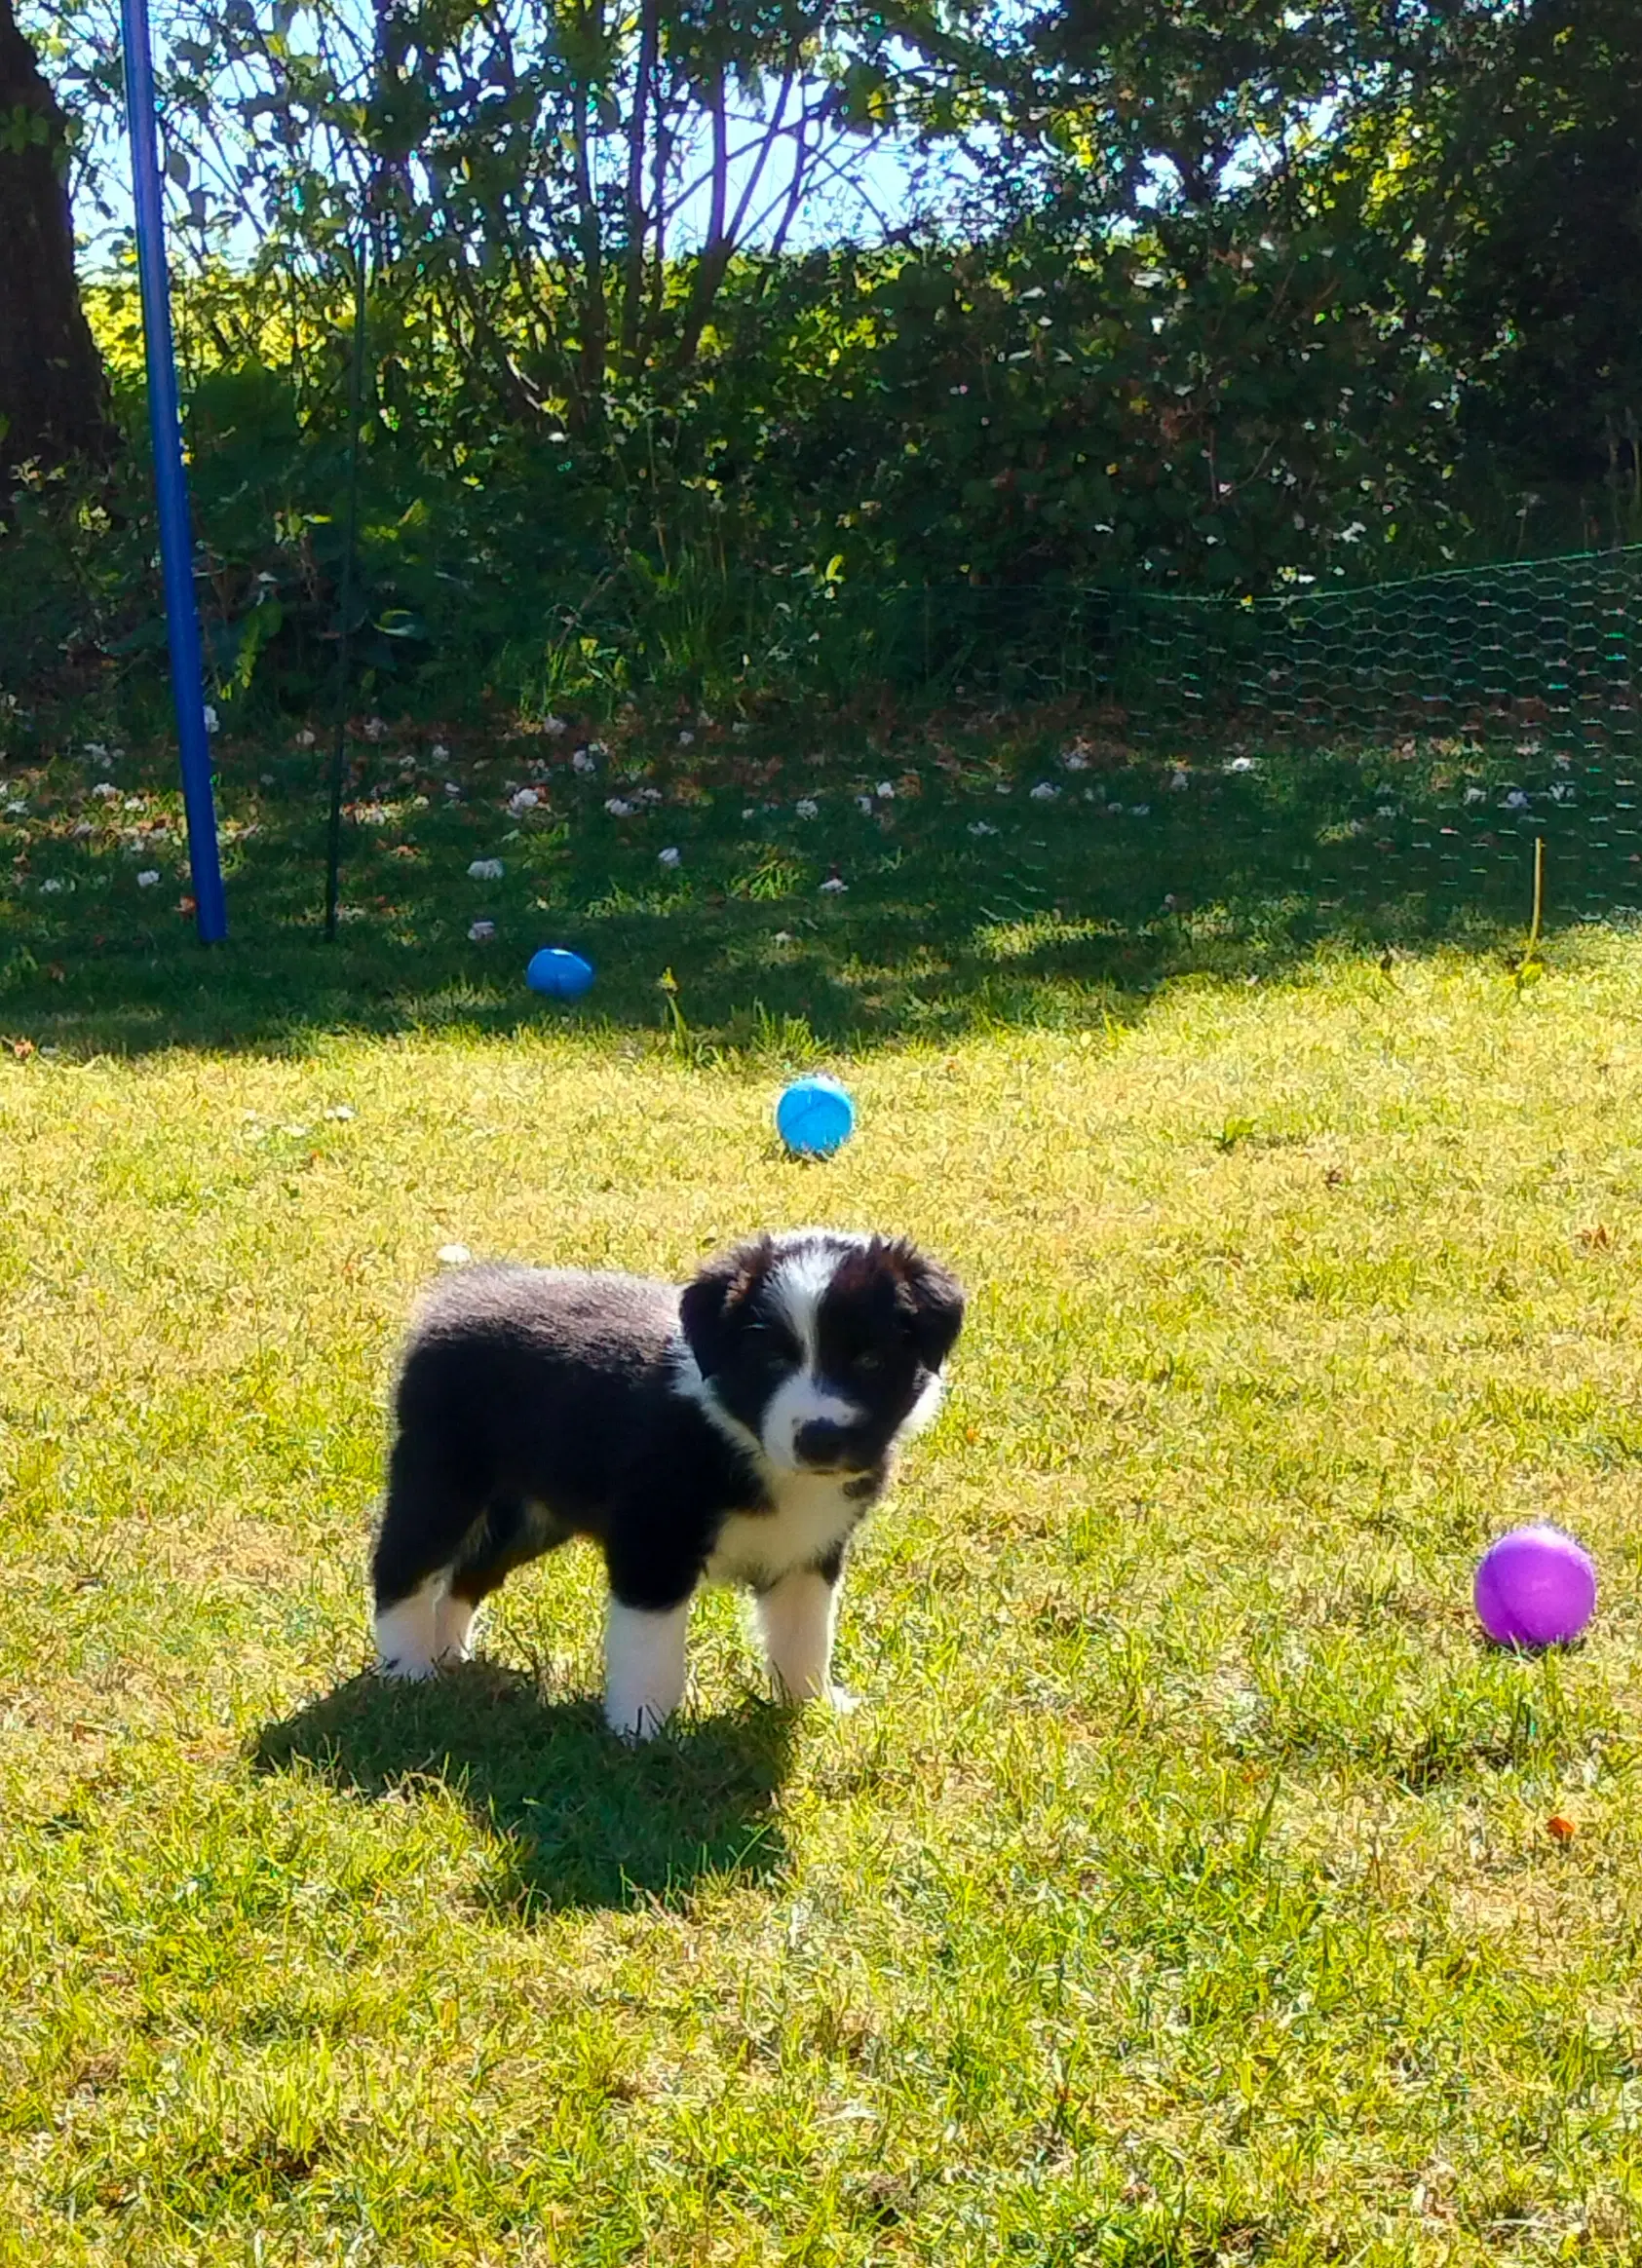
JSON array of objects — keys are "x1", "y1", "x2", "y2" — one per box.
[{"x1": 706, "y1": 1473, "x2": 861, "y2": 1589}]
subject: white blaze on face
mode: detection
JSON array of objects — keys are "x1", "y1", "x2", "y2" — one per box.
[{"x1": 761, "y1": 1243, "x2": 866, "y2": 1469}]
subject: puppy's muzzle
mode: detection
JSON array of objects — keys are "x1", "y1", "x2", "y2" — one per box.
[{"x1": 792, "y1": 1417, "x2": 872, "y2": 1474}]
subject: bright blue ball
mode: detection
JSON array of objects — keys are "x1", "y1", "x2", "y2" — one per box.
[
  {"x1": 526, "y1": 947, "x2": 594, "y2": 1000},
  {"x1": 776, "y1": 1075, "x2": 856, "y2": 1158}
]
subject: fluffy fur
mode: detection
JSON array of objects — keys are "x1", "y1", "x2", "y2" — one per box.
[{"x1": 370, "y1": 1228, "x2": 965, "y2": 1736}]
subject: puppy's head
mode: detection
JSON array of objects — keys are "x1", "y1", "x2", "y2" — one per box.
[{"x1": 680, "y1": 1229, "x2": 964, "y2": 1475}]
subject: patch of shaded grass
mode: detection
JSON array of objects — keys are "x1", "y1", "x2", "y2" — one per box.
[
  {"x1": 255, "y1": 1668, "x2": 796, "y2": 1915},
  {"x1": 0, "y1": 709, "x2": 1627, "y2": 1059}
]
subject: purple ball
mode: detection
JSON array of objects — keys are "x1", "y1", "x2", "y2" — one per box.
[{"x1": 1473, "y1": 1524, "x2": 1597, "y2": 1647}]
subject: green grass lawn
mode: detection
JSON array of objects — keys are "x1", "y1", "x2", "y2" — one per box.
[{"x1": 4, "y1": 714, "x2": 1642, "y2": 2263}]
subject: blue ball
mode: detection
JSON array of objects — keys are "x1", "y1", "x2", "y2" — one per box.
[
  {"x1": 776, "y1": 1075, "x2": 856, "y2": 1158},
  {"x1": 526, "y1": 946, "x2": 594, "y2": 1000}
]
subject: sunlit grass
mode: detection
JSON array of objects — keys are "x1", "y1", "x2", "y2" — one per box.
[
  {"x1": 3, "y1": 922, "x2": 1642, "y2": 2260},
  {"x1": 2, "y1": 713, "x2": 1642, "y2": 2258}
]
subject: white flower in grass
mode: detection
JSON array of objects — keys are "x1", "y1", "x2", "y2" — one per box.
[
  {"x1": 1169, "y1": 768, "x2": 1190, "y2": 792},
  {"x1": 1505, "y1": 789, "x2": 1531, "y2": 811},
  {"x1": 323, "y1": 1105, "x2": 357, "y2": 1121},
  {"x1": 658, "y1": 846, "x2": 681, "y2": 869},
  {"x1": 636, "y1": 788, "x2": 665, "y2": 807},
  {"x1": 468, "y1": 857, "x2": 505, "y2": 881},
  {"x1": 820, "y1": 874, "x2": 848, "y2": 894},
  {"x1": 92, "y1": 782, "x2": 119, "y2": 802},
  {"x1": 1030, "y1": 781, "x2": 1060, "y2": 802},
  {"x1": 732, "y1": 721, "x2": 752, "y2": 737},
  {"x1": 795, "y1": 798, "x2": 819, "y2": 819},
  {"x1": 72, "y1": 821, "x2": 94, "y2": 840},
  {"x1": 742, "y1": 807, "x2": 757, "y2": 820},
  {"x1": 1376, "y1": 805, "x2": 1397, "y2": 819},
  {"x1": 968, "y1": 821, "x2": 999, "y2": 838},
  {"x1": 855, "y1": 795, "x2": 873, "y2": 814},
  {"x1": 605, "y1": 798, "x2": 636, "y2": 818},
  {"x1": 468, "y1": 920, "x2": 496, "y2": 943},
  {"x1": 678, "y1": 730, "x2": 696, "y2": 747},
  {"x1": 136, "y1": 870, "x2": 161, "y2": 888},
  {"x1": 82, "y1": 741, "x2": 108, "y2": 761},
  {"x1": 773, "y1": 930, "x2": 795, "y2": 944},
  {"x1": 875, "y1": 780, "x2": 896, "y2": 799},
  {"x1": 4, "y1": 800, "x2": 26, "y2": 816},
  {"x1": 437, "y1": 1243, "x2": 473, "y2": 1266},
  {"x1": 509, "y1": 787, "x2": 541, "y2": 813},
  {"x1": 1129, "y1": 804, "x2": 1151, "y2": 817},
  {"x1": 443, "y1": 781, "x2": 462, "y2": 799},
  {"x1": 203, "y1": 705, "x2": 219, "y2": 734},
  {"x1": 363, "y1": 715, "x2": 386, "y2": 741},
  {"x1": 1464, "y1": 785, "x2": 1487, "y2": 806},
  {"x1": 995, "y1": 782, "x2": 1012, "y2": 795},
  {"x1": 39, "y1": 878, "x2": 64, "y2": 893},
  {"x1": 1224, "y1": 755, "x2": 1256, "y2": 774},
  {"x1": 1550, "y1": 781, "x2": 1576, "y2": 804},
  {"x1": 542, "y1": 715, "x2": 568, "y2": 737},
  {"x1": 432, "y1": 742, "x2": 450, "y2": 761},
  {"x1": 1552, "y1": 751, "x2": 1572, "y2": 770},
  {"x1": 1061, "y1": 750, "x2": 1089, "y2": 772},
  {"x1": 295, "y1": 728, "x2": 317, "y2": 748},
  {"x1": 572, "y1": 748, "x2": 596, "y2": 775}
]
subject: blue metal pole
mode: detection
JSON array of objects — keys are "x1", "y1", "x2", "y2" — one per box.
[{"x1": 119, "y1": 0, "x2": 227, "y2": 944}]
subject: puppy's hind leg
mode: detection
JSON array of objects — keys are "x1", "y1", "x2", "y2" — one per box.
[
  {"x1": 439, "y1": 1498, "x2": 569, "y2": 1666},
  {"x1": 372, "y1": 1442, "x2": 484, "y2": 1681}
]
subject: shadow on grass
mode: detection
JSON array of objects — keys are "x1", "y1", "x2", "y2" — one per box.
[
  {"x1": 252, "y1": 1664, "x2": 796, "y2": 1916},
  {"x1": 2, "y1": 737, "x2": 1628, "y2": 1058}
]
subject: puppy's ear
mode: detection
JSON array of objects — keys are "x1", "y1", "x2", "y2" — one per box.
[
  {"x1": 679, "y1": 1239, "x2": 766, "y2": 1378},
  {"x1": 888, "y1": 1242, "x2": 965, "y2": 1371}
]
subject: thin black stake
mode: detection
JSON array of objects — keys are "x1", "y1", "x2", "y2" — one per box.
[{"x1": 325, "y1": 245, "x2": 370, "y2": 941}]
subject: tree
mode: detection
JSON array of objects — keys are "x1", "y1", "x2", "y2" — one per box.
[
  {"x1": 0, "y1": 0, "x2": 110, "y2": 481},
  {"x1": 1442, "y1": 0, "x2": 1642, "y2": 502}
]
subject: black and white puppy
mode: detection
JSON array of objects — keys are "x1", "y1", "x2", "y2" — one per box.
[{"x1": 371, "y1": 1228, "x2": 964, "y2": 1736}]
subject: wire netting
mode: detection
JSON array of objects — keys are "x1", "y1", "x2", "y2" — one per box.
[{"x1": 792, "y1": 547, "x2": 1642, "y2": 931}]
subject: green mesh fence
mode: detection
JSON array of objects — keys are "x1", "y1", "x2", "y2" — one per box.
[
  {"x1": 1120, "y1": 547, "x2": 1642, "y2": 930},
  {"x1": 793, "y1": 547, "x2": 1642, "y2": 931}
]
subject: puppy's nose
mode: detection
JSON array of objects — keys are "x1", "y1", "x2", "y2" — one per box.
[{"x1": 794, "y1": 1418, "x2": 851, "y2": 1469}]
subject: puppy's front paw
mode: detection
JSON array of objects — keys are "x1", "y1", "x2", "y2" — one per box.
[
  {"x1": 603, "y1": 1696, "x2": 673, "y2": 1742},
  {"x1": 377, "y1": 1653, "x2": 439, "y2": 1683},
  {"x1": 824, "y1": 1683, "x2": 862, "y2": 1716}
]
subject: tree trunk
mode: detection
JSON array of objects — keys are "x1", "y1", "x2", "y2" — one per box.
[{"x1": 0, "y1": 0, "x2": 112, "y2": 481}]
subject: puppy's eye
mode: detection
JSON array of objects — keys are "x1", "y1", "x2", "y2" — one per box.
[{"x1": 851, "y1": 1348, "x2": 884, "y2": 1374}]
